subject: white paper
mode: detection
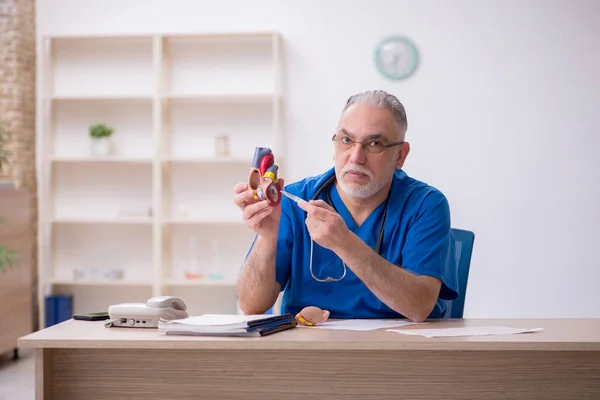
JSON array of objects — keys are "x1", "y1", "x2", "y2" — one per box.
[
  {"x1": 300, "y1": 319, "x2": 424, "y2": 331},
  {"x1": 164, "y1": 314, "x2": 272, "y2": 327},
  {"x1": 158, "y1": 314, "x2": 296, "y2": 334},
  {"x1": 387, "y1": 326, "x2": 544, "y2": 338}
]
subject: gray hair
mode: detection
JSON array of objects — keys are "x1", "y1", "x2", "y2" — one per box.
[{"x1": 342, "y1": 90, "x2": 408, "y2": 137}]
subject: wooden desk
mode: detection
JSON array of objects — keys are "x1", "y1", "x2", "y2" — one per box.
[{"x1": 19, "y1": 318, "x2": 600, "y2": 399}]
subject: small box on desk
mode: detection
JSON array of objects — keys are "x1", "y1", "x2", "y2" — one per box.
[{"x1": 45, "y1": 295, "x2": 73, "y2": 328}]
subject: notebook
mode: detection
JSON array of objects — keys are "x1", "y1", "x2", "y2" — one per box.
[
  {"x1": 158, "y1": 313, "x2": 297, "y2": 336},
  {"x1": 164, "y1": 321, "x2": 298, "y2": 337}
]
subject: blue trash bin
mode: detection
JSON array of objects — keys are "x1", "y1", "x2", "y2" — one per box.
[{"x1": 45, "y1": 295, "x2": 73, "y2": 327}]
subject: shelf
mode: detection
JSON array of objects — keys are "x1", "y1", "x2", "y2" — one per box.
[
  {"x1": 51, "y1": 156, "x2": 153, "y2": 164},
  {"x1": 167, "y1": 99, "x2": 274, "y2": 159},
  {"x1": 163, "y1": 32, "x2": 277, "y2": 42},
  {"x1": 163, "y1": 279, "x2": 236, "y2": 287},
  {"x1": 51, "y1": 223, "x2": 153, "y2": 284},
  {"x1": 164, "y1": 218, "x2": 243, "y2": 225},
  {"x1": 165, "y1": 162, "x2": 248, "y2": 221},
  {"x1": 163, "y1": 155, "x2": 284, "y2": 166},
  {"x1": 51, "y1": 98, "x2": 154, "y2": 160},
  {"x1": 50, "y1": 36, "x2": 154, "y2": 98},
  {"x1": 165, "y1": 35, "x2": 276, "y2": 97},
  {"x1": 166, "y1": 212, "x2": 242, "y2": 224},
  {"x1": 165, "y1": 223, "x2": 255, "y2": 285},
  {"x1": 52, "y1": 162, "x2": 152, "y2": 220},
  {"x1": 37, "y1": 32, "x2": 283, "y2": 327},
  {"x1": 50, "y1": 279, "x2": 152, "y2": 286},
  {"x1": 50, "y1": 217, "x2": 152, "y2": 225},
  {"x1": 49, "y1": 95, "x2": 153, "y2": 101},
  {"x1": 163, "y1": 156, "x2": 250, "y2": 165},
  {"x1": 165, "y1": 93, "x2": 276, "y2": 104}
]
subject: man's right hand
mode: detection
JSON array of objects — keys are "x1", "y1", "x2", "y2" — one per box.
[{"x1": 233, "y1": 181, "x2": 284, "y2": 241}]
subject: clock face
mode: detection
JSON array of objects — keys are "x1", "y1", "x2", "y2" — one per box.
[{"x1": 374, "y1": 36, "x2": 419, "y2": 80}]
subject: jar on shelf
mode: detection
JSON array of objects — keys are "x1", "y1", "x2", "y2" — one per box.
[
  {"x1": 208, "y1": 239, "x2": 224, "y2": 281},
  {"x1": 215, "y1": 135, "x2": 229, "y2": 157}
]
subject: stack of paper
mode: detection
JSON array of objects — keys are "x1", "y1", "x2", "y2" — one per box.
[
  {"x1": 387, "y1": 326, "x2": 544, "y2": 338},
  {"x1": 158, "y1": 313, "x2": 297, "y2": 337}
]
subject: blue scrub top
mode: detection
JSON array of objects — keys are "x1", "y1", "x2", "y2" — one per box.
[{"x1": 255, "y1": 167, "x2": 458, "y2": 319}]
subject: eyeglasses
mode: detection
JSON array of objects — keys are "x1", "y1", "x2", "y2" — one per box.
[{"x1": 331, "y1": 134, "x2": 404, "y2": 154}]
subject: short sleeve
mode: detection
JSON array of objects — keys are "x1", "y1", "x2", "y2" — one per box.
[
  {"x1": 274, "y1": 204, "x2": 294, "y2": 290},
  {"x1": 402, "y1": 191, "x2": 458, "y2": 301}
]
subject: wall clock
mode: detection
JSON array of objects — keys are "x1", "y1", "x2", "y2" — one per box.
[{"x1": 374, "y1": 35, "x2": 419, "y2": 80}]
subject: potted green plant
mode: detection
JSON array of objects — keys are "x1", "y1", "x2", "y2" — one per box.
[
  {"x1": 0, "y1": 248, "x2": 15, "y2": 273},
  {"x1": 89, "y1": 123, "x2": 115, "y2": 156},
  {"x1": 0, "y1": 217, "x2": 16, "y2": 274}
]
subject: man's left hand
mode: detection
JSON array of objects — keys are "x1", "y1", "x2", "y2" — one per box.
[{"x1": 297, "y1": 200, "x2": 349, "y2": 251}]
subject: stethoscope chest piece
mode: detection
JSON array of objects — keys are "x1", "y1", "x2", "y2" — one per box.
[{"x1": 308, "y1": 174, "x2": 391, "y2": 283}]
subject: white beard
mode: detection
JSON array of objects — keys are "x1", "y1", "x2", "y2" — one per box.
[{"x1": 335, "y1": 163, "x2": 394, "y2": 199}]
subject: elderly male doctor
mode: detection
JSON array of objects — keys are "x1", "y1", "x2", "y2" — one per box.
[{"x1": 233, "y1": 90, "x2": 458, "y2": 323}]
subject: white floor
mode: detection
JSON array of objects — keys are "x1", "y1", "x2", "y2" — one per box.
[{"x1": 0, "y1": 348, "x2": 35, "y2": 400}]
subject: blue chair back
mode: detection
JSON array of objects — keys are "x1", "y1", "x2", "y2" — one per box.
[{"x1": 445, "y1": 228, "x2": 475, "y2": 318}]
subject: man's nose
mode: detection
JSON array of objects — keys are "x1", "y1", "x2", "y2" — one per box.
[{"x1": 348, "y1": 143, "x2": 366, "y2": 164}]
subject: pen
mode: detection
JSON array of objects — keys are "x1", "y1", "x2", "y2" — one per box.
[{"x1": 281, "y1": 190, "x2": 307, "y2": 204}]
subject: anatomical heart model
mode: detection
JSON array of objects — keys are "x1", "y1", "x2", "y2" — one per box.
[
  {"x1": 248, "y1": 147, "x2": 283, "y2": 206},
  {"x1": 295, "y1": 306, "x2": 331, "y2": 326}
]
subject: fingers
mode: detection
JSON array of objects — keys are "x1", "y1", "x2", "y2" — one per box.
[
  {"x1": 242, "y1": 199, "x2": 271, "y2": 223},
  {"x1": 246, "y1": 205, "x2": 273, "y2": 229},
  {"x1": 233, "y1": 181, "x2": 248, "y2": 195},
  {"x1": 304, "y1": 214, "x2": 331, "y2": 244},
  {"x1": 233, "y1": 182, "x2": 257, "y2": 210},
  {"x1": 299, "y1": 201, "x2": 335, "y2": 222},
  {"x1": 297, "y1": 200, "x2": 310, "y2": 213},
  {"x1": 308, "y1": 199, "x2": 335, "y2": 212},
  {"x1": 304, "y1": 217, "x2": 316, "y2": 236}
]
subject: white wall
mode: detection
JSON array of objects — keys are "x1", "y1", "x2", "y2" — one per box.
[{"x1": 37, "y1": 0, "x2": 600, "y2": 318}]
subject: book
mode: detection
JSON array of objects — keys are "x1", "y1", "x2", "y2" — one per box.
[
  {"x1": 157, "y1": 313, "x2": 297, "y2": 336},
  {"x1": 164, "y1": 321, "x2": 298, "y2": 337}
]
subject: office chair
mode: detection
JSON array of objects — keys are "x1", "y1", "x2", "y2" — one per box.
[{"x1": 445, "y1": 228, "x2": 475, "y2": 319}]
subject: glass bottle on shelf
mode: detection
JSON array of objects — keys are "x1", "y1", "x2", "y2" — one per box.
[
  {"x1": 208, "y1": 239, "x2": 224, "y2": 281},
  {"x1": 184, "y1": 234, "x2": 203, "y2": 280}
]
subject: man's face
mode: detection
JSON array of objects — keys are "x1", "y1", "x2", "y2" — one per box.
[{"x1": 333, "y1": 103, "x2": 408, "y2": 199}]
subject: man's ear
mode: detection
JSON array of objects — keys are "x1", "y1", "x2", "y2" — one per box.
[{"x1": 395, "y1": 142, "x2": 410, "y2": 169}]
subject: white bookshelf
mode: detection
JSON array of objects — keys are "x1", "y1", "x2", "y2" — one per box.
[{"x1": 36, "y1": 32, "x2": 283, "y2": 326}]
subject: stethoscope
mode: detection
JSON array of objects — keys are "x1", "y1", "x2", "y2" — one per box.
[{"x1": 309, "y1": 174, "x2": 391, "y2": 283}]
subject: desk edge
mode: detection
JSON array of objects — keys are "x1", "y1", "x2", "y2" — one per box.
[{"x1": 17, "y1": 337, "x2": 600, "y2": 352}]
